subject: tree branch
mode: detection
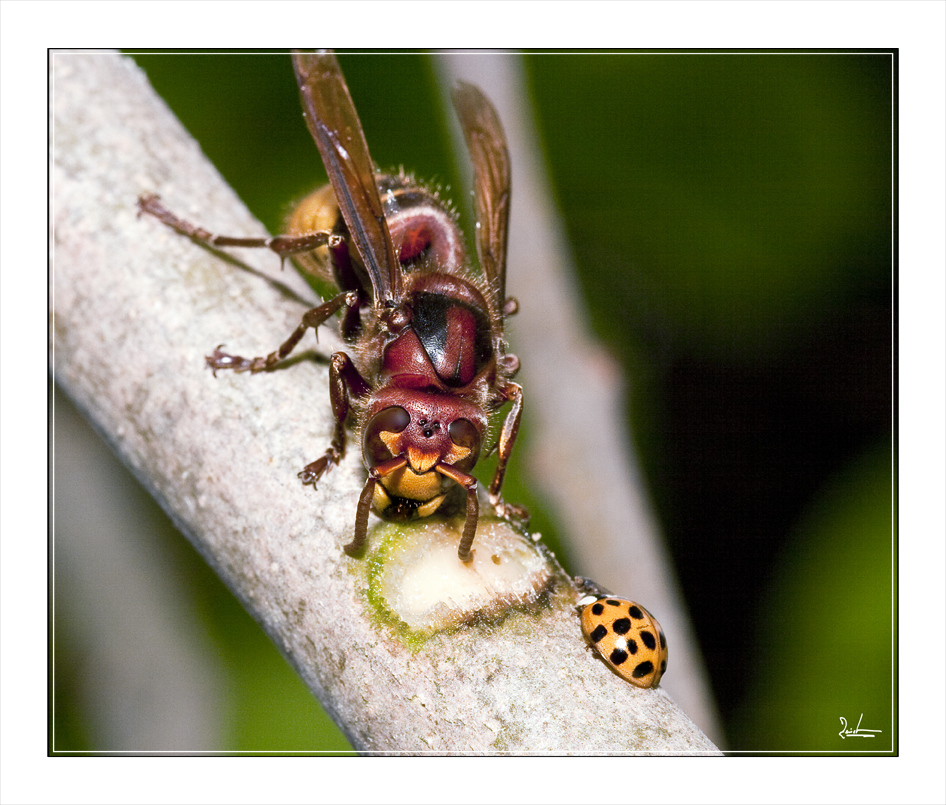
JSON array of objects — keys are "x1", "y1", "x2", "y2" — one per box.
[
  {"x1": 52, "y1": 50, "x2": 719, "y2": 755},
  {"x1": 435, "y1": 52, "x2": 722, "y2": 742}
]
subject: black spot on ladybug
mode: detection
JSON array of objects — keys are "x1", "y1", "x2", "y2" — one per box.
[
  {"x1": 605, "y1": 599, "x2": 622, "y2": 607},
  {"x1": 627, "y1": 639, "x2": 638, "y2": 655},
  {"x1": 632, "y1": 661, "x2": 655, "y2": 679},
  {"x1": 628, "y1": 605, "x2": 644, "y2": 619},
  {"x1": 591, "y1": 602, "x2": 605, "y2": 616},
  {"x1": 609, "y1": 648, "x2": 629, "y2": 665},
  {"x1": 590, "y1": 625, "x2": 608, "y2": 643},
  {"x1": 660, "y1": 660, "x2": 667, "y2": 672},
  {"x1": 611, "y1": 617, "x2": 631, "y2": 635},
  {"x1": 640, "y1": 630, "x2": 657, "y2": 650},
  {"x1": 659, "y1": 631, "x2": 667, "y2": 649}
]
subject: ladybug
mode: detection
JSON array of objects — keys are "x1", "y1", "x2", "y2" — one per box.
[{"x1": 579, "y1": 596, "x2": 668, "y2": 689}]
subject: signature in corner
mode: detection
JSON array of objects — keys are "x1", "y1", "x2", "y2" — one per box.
[{"x1": 838, "y1": 713, "x2": 882, "y2": 739}]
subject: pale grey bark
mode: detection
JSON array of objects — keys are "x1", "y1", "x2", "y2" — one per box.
[
  {"x1": 53, "y1": 385, "x2": 226, "y2": 750},
  {"x1": 51, "y1": 50, "x2": 719, "y2": 755}
]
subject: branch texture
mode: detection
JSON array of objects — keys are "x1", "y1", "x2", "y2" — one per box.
[{"x1": 51, "y1": 50, "x2": 719, "y2": 755}]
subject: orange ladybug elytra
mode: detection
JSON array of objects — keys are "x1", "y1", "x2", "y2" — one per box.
[{"x1": 579, "y1": 596, "x2": 668, "y2": 689}]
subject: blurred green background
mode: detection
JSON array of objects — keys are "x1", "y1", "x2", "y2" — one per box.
[{"x1": 54, "y1": 50, "x2": 894, "y2": 754}]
